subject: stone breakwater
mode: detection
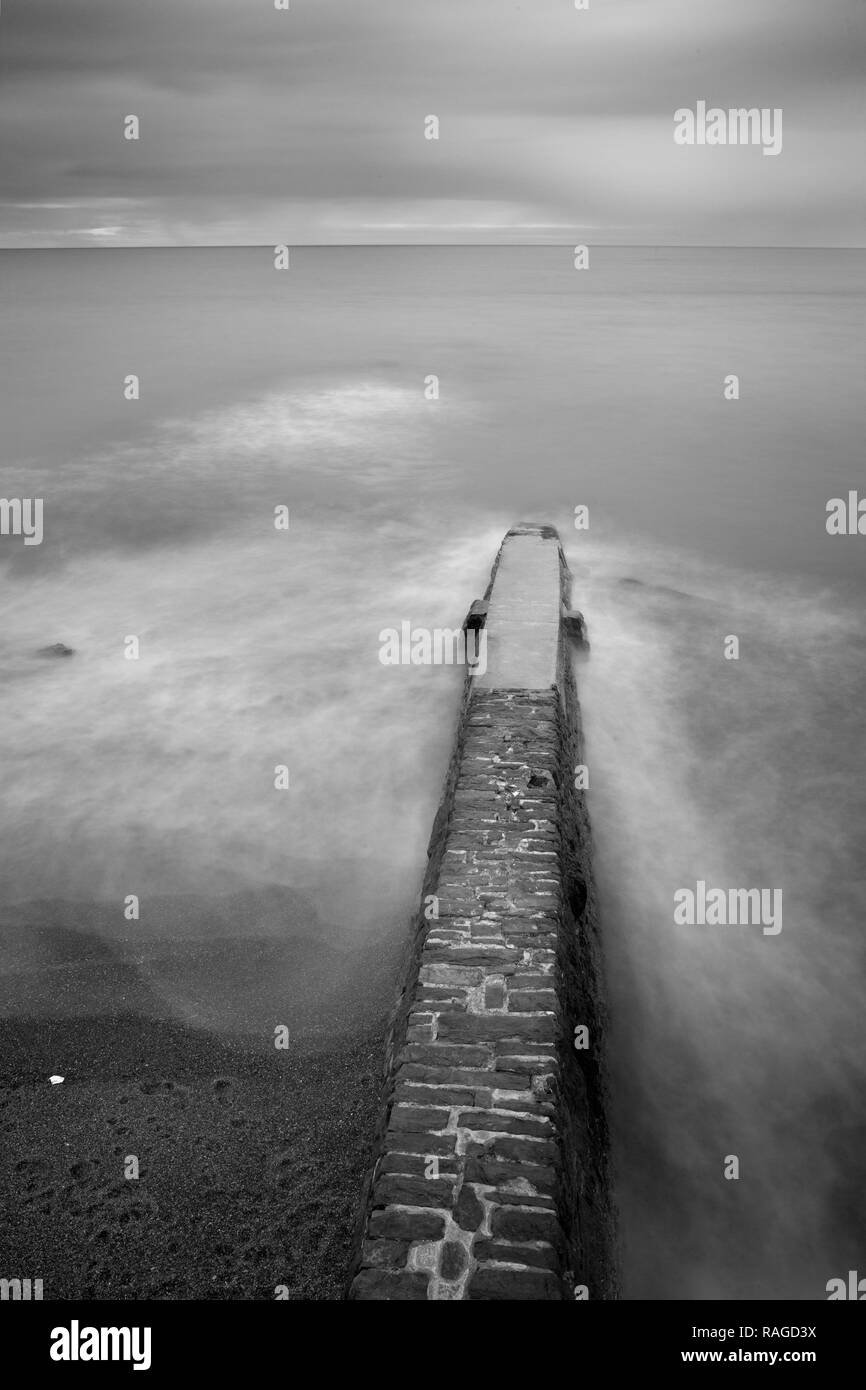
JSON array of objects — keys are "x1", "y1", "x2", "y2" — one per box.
[{"x1": 347, "y1": 524, "x2": 617, "y2": 1300}]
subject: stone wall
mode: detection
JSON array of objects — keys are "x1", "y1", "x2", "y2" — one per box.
[{"x1": 347, "y1": 525, "x2": 617, "y2": 1300}]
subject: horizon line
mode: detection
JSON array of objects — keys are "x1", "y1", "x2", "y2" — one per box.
[{"x1": 0, "y1": 242, "x2": 863, "y2": 252}]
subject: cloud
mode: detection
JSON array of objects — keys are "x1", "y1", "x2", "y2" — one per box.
[{"x1": 0, "y1": 0, "x2": 863, "y2": 245}]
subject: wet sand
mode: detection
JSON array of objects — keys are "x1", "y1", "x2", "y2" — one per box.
[{"x1": 0, "y1": 897, "x2": 404, "y2": 1300}]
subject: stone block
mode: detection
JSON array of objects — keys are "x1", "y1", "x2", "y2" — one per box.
[
  {"x1": 351, "y1": 1269, "x2": 431, "y2": 1300},
  {"x1": 368, "y1": 1208, "x2": 446, "y2": 1242},
  {"x1": 468, "y1": 1267, "x2": 562, "y2": 1300}
]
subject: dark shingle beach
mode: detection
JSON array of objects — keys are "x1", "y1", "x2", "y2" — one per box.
[{"x1": 0, "y1": 894, "x2": 403, "y2": 1300}]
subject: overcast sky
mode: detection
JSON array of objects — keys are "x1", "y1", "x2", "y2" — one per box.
[{"x1": 1, "y1": 0, "x2": 864, "y2": 246}]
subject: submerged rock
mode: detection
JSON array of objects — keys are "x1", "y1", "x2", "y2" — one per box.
[{"x1": 36, "y1": 643, "x2": 74, "y2": 658}]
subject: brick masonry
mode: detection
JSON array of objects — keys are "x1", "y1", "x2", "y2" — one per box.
[{"x1": 347, "y1": 525, "x2": 618, "y2": 1301}]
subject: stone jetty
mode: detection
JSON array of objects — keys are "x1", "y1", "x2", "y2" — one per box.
[{"x1": 348, "y1": 523, "x2": 617, "y2": 1300}]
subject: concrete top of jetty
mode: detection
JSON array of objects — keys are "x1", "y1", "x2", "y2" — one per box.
[{"x1": 477, "y1": 523, "x2": 565, "y2": 691}]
